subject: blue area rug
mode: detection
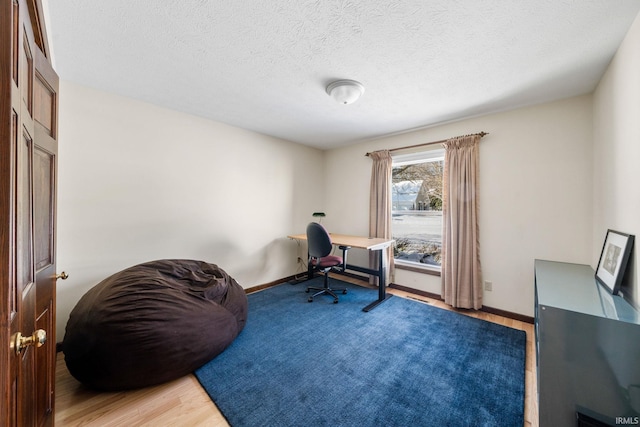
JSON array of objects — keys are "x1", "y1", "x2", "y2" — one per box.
[{"x1": 195, "y1": 278, "x2": 526, "y2": 427}]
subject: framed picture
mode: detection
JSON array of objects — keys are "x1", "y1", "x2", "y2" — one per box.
[{"x1": 595, "y1": 229, "x2": 635, "y2": 295}]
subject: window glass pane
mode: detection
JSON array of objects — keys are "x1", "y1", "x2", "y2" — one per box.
[{"x1": 392, "y1": 157, "x2": 443, "y2": 268}]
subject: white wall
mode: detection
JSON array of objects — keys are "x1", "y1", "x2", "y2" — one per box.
[
  {"x1": 324, "y1": 95, "x2": 594, "y2": 316},
  {"x1": 56, "y1": 82, "x2": 323, "y2": 337},
  {"x1": 593, "y1": 12, "x2": 640, "y2": 304}
]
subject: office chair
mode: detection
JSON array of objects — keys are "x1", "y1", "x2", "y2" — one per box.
[{"x1": 305, "y1": 222, "x2": 350, "y2": 303}]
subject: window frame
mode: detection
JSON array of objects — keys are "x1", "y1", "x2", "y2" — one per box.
[{"x1": 392, "y1": 148, "x2": 445, "y2": 275}]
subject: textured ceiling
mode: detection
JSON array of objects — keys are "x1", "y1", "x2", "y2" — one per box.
[{"x1": 46, "y1": 1, "x2": 640, "y2": 149}]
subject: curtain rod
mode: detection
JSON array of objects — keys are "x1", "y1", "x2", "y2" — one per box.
[{"x1": 365, "y1": 132, "x2": 488, "y2": 157}]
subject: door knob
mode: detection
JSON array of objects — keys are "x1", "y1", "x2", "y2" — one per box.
[
  {"x1": 11, "y1": 329, "x2": 46, "y2": 355},
  {"x1": 55, "y1": 271, "x2": 68, "y2": 280}
]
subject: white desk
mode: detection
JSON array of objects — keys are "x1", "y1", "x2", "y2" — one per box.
[{"x1": 288, "y1": 233, "x2": 395, "y2": 311}]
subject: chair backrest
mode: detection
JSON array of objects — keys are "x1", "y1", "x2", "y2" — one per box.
[{"x1": 306, "y1": 222, "x2": 333, "y2": 259}]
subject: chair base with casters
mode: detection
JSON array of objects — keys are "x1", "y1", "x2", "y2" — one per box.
[
  {"x1": 306, "y1": 269, "x2": 347, "y2": 303},
  {"x1": 306, "y1": 245, "x2": 350, "y2": 303}
]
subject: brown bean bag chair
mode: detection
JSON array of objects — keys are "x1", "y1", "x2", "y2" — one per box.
[{"x1": 62, "y1": 259, "x2": 247, "y2": 390}]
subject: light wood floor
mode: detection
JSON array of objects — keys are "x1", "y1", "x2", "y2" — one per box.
[{"x1": 55, "y1": 280, "x2": 538, "y2": 427}]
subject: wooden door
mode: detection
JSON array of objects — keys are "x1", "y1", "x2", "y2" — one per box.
[{"x1": 1, "y1": 0, "x2": 59, "y2": 425}]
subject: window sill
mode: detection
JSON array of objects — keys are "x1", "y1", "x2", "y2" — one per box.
[{"x1": 394, "y1": 260, "x2": 441, "y2": 276}]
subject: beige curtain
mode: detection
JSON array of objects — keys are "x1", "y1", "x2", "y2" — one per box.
[
  {"x1": 441, "y1": 135, "x2": 482, "y2": 309},
  {"x1": 368, "y1": 150, "x2": 394, "y2": 285}
]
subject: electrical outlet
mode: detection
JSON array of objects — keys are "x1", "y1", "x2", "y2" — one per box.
[{"x1": 484, "y1": 281, "x2": 493, "y2": 291}]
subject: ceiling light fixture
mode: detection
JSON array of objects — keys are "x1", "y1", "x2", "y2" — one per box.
[{"x1": 326, "y1": 79, "x2": 365, "y2": 105}]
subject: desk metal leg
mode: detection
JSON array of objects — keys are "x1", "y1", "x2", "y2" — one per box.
[
  {"x1": 362, "y1": 248, "x2": 393, "y2": 312},
  {"x1": 307, "y1": 255, "x2": 314, "y2": 281}
]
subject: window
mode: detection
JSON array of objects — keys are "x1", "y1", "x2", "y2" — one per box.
[{"x1": 392, "y1": 149, "x2": 444, "y2": 271}]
